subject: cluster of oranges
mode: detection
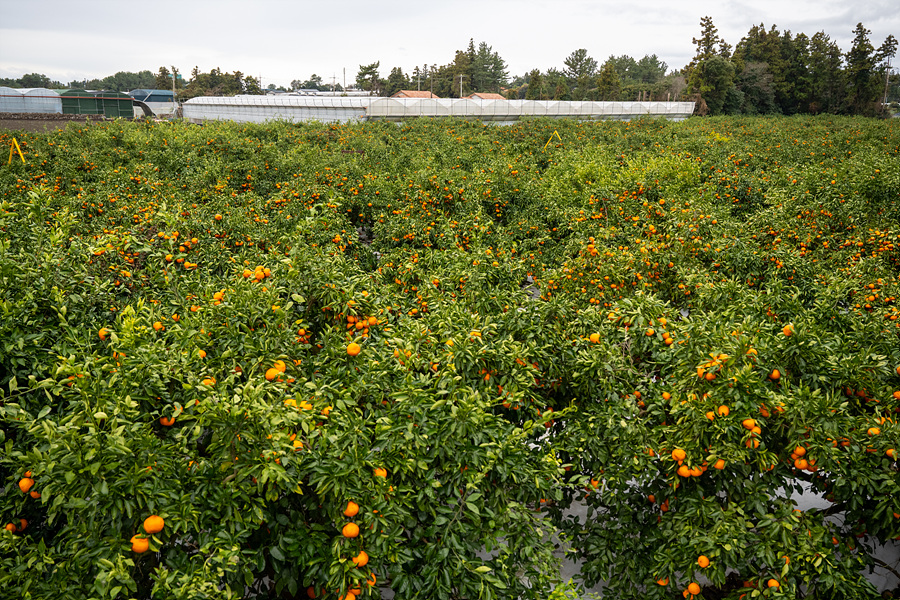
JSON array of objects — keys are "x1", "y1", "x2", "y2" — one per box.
[{"x1": 130, "y1": 515, "x2": 164, "y2": 554}]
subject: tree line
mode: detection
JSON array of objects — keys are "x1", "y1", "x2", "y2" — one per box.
[
  {"x1": 2, "y1": 20, "x2": 897, "y2": 116},
  {"x1": 684, "y1": 18, "x2": 898, "y2": 116}
]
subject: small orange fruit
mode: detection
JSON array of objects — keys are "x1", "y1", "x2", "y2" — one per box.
[
  {"x1": 687, "y1": 582, "x2": 701, "y2": 595},
  {"x1": 713, "y1": 459, "x2": 725, "y2": 470},
  {"x1": 347, "y1": 343, "x2": 361, "y2": 356},
  {"x1": 373, "y1": 467, "x2": 387, "y2": 478},
  {"x1": 767, "y1": 579, "x2": 780, "y2": 588},
  {"x1": 159, "y1": 416, "x2": 175, "y2": 427},
  {"x1": 265, "y1": 367, "x2": 281, "y2": 381},
  {"x1": 769, "y1": 369, "x2": 781, "y2": 381},
  {"x1": 717, "y1": 405, "x2": 729, "y2": 417},
  {"x1": 697, "y1": 555, "x2": 710, "y2": 568},
  {"x1": 868, "y1": 427, "x2": 881, "y2": 436},
  {"x1": 342, "y1": 522, "x2": 360, "y2": 538},
  {"x1": 30, "y1": 490, "x2": 41, "y2": 499},
  {"x1": 783, "y1": 324, "x2": 794, "y2": 336},
  {"x1": 352, "y1": 550, "x2": 369, "y2": 567},
  {"x1": 656, "y1": 577, "x2": 668, "y2": 585},
  {"x1": 153, "y1": 321, "x2": 164, "y2": 331},
  {"x1": 143, "y1": 515, "x2": 165, "y2": 534},
  {"x1": 343, "y1": 501, "x2": 360, "y2": 517},
  {"x1": 131, "y1": 535, "x2": 150, "y2": 553},
  {"x1": 4, "y1": 523, "x2": 16, "y2": 533},
  {"x1": 671, "y1": 448, "x2": 686, "y2": 462},
  {"x1": 18, "y1": 478, "x2": 34, "y2": 494},
  {"x1": 99, "y1": 327, "x2": 109, "y2": 340},
  {"x1": 589, "y1": 333, "x2": 601, "y2": 343}
]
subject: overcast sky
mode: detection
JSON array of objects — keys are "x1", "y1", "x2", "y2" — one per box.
[{"x1": 1, "y1": 0, "x2": 897, "y2": 88}]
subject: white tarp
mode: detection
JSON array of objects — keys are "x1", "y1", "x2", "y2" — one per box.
[
  {"x1": 182, "y1": 95, "x2": 696, "y2": 124},
  {"x1": 0, "y1": 87, "x2": 62, "y2": 114}
]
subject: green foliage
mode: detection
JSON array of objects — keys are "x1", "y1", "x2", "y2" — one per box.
[{"x1": 1, "y1": 115, "x2": 900, "y2": 600}]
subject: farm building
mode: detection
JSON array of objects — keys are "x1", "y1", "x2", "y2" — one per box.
[
  {"x1": 129, "y1": 89, "x2": 176, "y2": 116},
  {"x1": 390, "y1": 90, "x2": 440, "y2": 99},
  {"x1": 0, "y1": 87, "x2": 62, "y2": 113},
  {"x1": 183, "y1": 95, "x2": 696, "y2": 124},
  {"x1": 58, "y1": 89, "x2": 134, "y2": 118}
]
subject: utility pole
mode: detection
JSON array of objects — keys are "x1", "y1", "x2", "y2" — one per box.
[
  {"x1": 457, "y1": 74, "x2": 466, "y2": 98},
  {"x1": 885, "y1": 56, "x2": 893, "y2": 107}
]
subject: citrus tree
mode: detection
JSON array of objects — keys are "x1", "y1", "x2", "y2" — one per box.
[{"x1": 1, "y1": 115, "x2": 899, "y2": 599}]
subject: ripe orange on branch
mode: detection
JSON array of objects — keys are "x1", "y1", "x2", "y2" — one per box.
[
  {"x1": 342, "y1": 522, "x2": 360, "y2": 538},
  {"x1": 143, "y1": 515, "x2": 165, "y2": 534}
]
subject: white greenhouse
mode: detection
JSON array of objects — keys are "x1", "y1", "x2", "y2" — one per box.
[
  {"x1": 0, "y1": 87, "x2": 62, "y2": 114},
  {"x1": 183, "y1": 95, "x2": 695, "y2": 125}
]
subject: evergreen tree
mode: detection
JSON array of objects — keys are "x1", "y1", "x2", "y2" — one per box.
[
  {"x1": 845, "y1": 23, "x2": 879, "y2": 115},
  {"x1": 807, "y1": 32, "x2": 845, "y2": 114},
  {"x1": 596, "y1": 61, "x2": 621, "y2": 100},
  {"x1": 525, "y1": 69, "x2": 544, "y2": 100}
]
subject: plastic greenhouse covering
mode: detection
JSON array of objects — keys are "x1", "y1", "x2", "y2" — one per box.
[
  {"x1": 0, "y1": 87, "x2": 62, "y2": 113},
  {"x1": 183, "y1": 95, "x2": 371, "y2": 124},
  {"x1": 183, "y1": 95, "x2": 696, "y2": 124}
]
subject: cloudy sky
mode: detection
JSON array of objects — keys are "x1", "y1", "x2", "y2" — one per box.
[{"x1": 1, "y1": 0, "x2": 897, "y2": 88}]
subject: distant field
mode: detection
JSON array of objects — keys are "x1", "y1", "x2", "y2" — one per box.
[{"x1": 1, "y1": 115, "x2": 899, "y2": 600}]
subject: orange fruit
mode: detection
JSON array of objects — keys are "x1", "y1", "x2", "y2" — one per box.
[
  {"x1": 767, "y1": 579, "x2": 780, "y2": 588},
  {"x1": 214, "y1": 214, "x2": 223, "y2": 221},
  {"x1": 352, "y1": 550, "x2": 369, "y2": 567},
  {"x1": 671, "y1": 448, "x2": 686, "y2": 462},
  {"x1": 373, "y1": 467, "x2": 387, "y2": 478},
  {"x1": 99, "y1": 327, "x2": 109, "y2": 340},
  {"x1": 29, "y1": 490, "x2": 41, "y2": 499},
  {"x1": 306, "y1": 587, "x2": 318, "y2": 599},
  {"x1": 783, "y1": 324, "x2": 794, "y2": 336},
  {"x1": 868, "y1": 427, "x2": 881, "y2": 436},
  {"x1": 687, "y1": 582, "x2": 701, "y2": 595},
  {"x1": 717, "y1": 405, "x2": 729, "y2": 417},
  {"x1": 153, "y1": 321, "x2": 164, "y2": 331},
  {"x1": 143, "y1": 515, "x2": 165, "y2": 534},
  {"x1": 713, "y1": 459, "x2": 725, "y2": 470},
  {"x1": 677, "y1": 465, "x2": 691, "y2": 477},
  {"x1": 4, "y1": 523, "x2": 16, "y2": 533},
  {"x1": 366, "y1": 573, "x2": 377, "y2": 587},
  {"x1": 347, "y1": 342, "x2": 361, "y2": 356},
  {"x1": 887, "y1": 449, "x2": 896, "y2": 459},
  {"x1": 657, "y1": 577, "x2": 669, "y2": 585},
  {"x1": 794, "y1": 446, "x2": 806, "y2": 456},
  {"x1": 662, "y1": 392, "x2": 671, "y2": 400},
  {"x1": 265, "y1": 367, "x2": 280, "y2": 381},
  {"x1": 742, "y1": 418, "x2": 756, "y2": 430},
  {"x1": 589, "y1": 333, "x2": 601, "y2": 343},
  {"x1": 646, "y1": 328, "x2": 655, "y2": 336},
  {"x1": 131, "y1": 535, "x2": 150, "y2": 553},
  {"x1": 342, "y1": 522, "x2": 360, "y2": 538},
  {"x1": 769, "y1": 369, "x2": 781, "y2": 381},
  {"x1": 159, "y1": 416, "x2": 175, "y2": 427},
  {"x1": 18, "y1": 478, "x2": 34, "y2": 494},
  {"x1": 697, "y1": 555, "x2": 710, "y2": 568},
  {"x1": 198, "y1": 349, "x2": 207, "y2": 358},
  {"x1": 343, "y1": 501, "x2": 360, "y2": 517}
]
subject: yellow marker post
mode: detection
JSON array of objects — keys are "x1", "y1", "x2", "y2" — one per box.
[
  {"x1": 7, "y1": 137, "x2": 25, "y2": 165},
  {"x1": 542, "y1": 130, "x2": 563, "y2": 152}
]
